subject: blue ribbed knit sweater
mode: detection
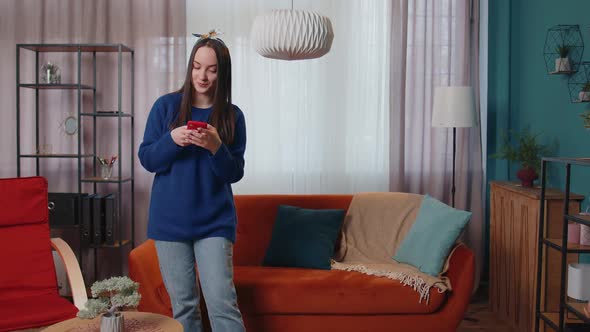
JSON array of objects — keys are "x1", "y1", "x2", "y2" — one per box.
[{"x1": 138, "y1": 92, "x2": 246, "y2": 243}]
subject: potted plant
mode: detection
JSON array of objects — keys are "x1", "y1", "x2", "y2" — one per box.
[
  {"x1": 555, "y1": 45, "x2": 571, "y2": 72},
  {"x1": 77, "y1": 276, "x2": 141, "y2": 332},
  {"x1": 579, "y1": 82, "x2": 590, "y2": 102},
  {"x1": 492, "y1": 128, "x2": 553, "y2": 187},
  {"x1": 579, "y1": 111, "x2": 590, "y2": 129}
]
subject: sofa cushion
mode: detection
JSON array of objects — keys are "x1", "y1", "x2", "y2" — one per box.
[
  {"x1": 0, "y1": 294, "x2": 77, "y2": 331},
  {"x1": 393, "y1": 195, "x2": 471, "y2": 276},
  {"x1": 263, "y1": 205, "x2": 345, "y2": 270},
  {"x1": 234, "y1": 266, "x2": 446, "y2": 314},
  {"x1": 234, "y1": 195, "x2": 353, "y2": 266}
]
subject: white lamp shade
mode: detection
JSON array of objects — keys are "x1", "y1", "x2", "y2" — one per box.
[
  {"x1": 251, "y1": 9, "x2": 334, "y2": 61},
  {"x1": 431, "y1": 86, "x2": 477, "y2": 128}
]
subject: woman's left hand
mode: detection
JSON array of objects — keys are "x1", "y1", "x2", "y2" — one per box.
[{"x1": 188, "y1": 124, "x2": 222, "y2": 154}]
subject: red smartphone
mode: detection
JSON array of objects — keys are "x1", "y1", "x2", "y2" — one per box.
[{"x1": 187, "y1": 120, "x2": 208, "y2": 130}]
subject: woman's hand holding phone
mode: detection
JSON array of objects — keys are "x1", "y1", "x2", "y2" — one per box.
[
  {"x1": 171, "y1": 126, "x2": 194, "y2": 147},
  {"x1": 188, "y1": 123, "x2": 222, "y2": 154},
  {"x1": 172, "y1": 121, "x2": 221, "y2": 154}
]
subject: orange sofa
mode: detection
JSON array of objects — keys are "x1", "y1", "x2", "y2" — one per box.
[{"x1": 129, "y1": 195, "x2": 475, "y2": 332}]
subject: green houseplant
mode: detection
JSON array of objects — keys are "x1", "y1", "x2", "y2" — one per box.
[
  {"x1": 580, "y1": 111, "x2": 590, "y2": 129},
  {"x1": 492, "y1": 128, "x2": 553, "y2": 187},
  {"x1": 555, "y1": 45, "x2": 572, "y2": 72},
  {"x1": 579, "y1": 82, "x2": 590, "y2": 102},
  {"x1": 77, "y1": 276, "x2": 141, "y2": 332}
]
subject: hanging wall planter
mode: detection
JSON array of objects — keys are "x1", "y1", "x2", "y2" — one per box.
[
  {"x1": 568, "y1": 62, "x2": 590, "y2": 103},
  {"x1": 543, "y1": 25, "x2": 583, "y2": 75}
]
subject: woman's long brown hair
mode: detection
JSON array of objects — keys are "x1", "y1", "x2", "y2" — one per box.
[{"x1": 171, "y1": 38, "x2": 235, "y2": 145}]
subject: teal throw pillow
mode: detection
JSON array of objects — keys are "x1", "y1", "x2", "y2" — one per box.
[
  {"x1": 393, "y1": 195, "x2": 471, "y2": 276},
  {"x1": 263, "y1": 205, "x2": 346, "y2": 270}
]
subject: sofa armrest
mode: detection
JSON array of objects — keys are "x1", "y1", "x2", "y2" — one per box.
[
  {"x1": 50, "y1": 237, "x2": 87, "y2": 310},
  {"x1": 129, "y1": 239, "x2": 172, "y2": 316},
  {"x1": 438, "y1": 244, "x2": 475, "y2": 330}
]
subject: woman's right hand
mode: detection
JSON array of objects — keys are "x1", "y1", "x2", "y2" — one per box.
[{"x1": 171, "y1": 126, "x2": 193, "y2": 147}]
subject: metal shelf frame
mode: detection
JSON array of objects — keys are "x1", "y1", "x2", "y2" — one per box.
[
  {"x1": 535, "y1": 157, "x2": 590, "y2": 331},
  {"x1": 16, "y1": 43, "x2": 135, "y2": 283}
]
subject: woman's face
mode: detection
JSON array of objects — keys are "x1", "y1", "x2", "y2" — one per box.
[{"x1": 192, "y1": 46, "x2": 218, "y2": 96}]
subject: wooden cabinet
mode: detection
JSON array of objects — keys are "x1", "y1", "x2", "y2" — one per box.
[{"x1": 489, "y1": 181, "x2": 583, "y2": 332}]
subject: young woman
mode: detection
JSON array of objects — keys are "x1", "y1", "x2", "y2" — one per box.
[{"x1": 138, "y1": 33, "x2": 246, "y2": 332}]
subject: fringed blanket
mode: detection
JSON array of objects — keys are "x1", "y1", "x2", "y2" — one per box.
[{"x1": 331, "y1": 192, "x2": 453, "y2": 303}]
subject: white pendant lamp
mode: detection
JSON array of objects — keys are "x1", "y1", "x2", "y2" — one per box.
[{"x1": 250, "y1": 3, "x2": 334, "y2": 61}]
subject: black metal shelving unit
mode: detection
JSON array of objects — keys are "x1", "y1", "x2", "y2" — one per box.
[
  {"x1": 535, "y1": 157, "x2": 590, "y2": 332},
  {"x1": 16, "y1": 43, "x2": 135, "y2": 283}
]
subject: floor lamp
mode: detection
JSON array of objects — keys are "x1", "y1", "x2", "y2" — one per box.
[{"x1": 431, "y1": 86, "x2": 477, "y2": 208}]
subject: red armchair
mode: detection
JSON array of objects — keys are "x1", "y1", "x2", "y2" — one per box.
[{"x1": 0, "y1": 176, "x2": 87, "y2": 331}]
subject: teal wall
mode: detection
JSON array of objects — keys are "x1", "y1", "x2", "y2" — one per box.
[{"x1": 488, "y1": 0, "x2": 590, "y2": 269}]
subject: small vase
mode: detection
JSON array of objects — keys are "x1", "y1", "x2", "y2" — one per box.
[
  {"x1": 516, "y1": 167, "x2": 538, "y2": 187},
  {"x1": 555, "y1": 57, "x2": 571, "y2": 72},
  {"x1": 100, "y1": 312, "x2": 124, "y2": 332},
  {"x1": 579, "y1": 91, "x2": 590, "y2": 102}
]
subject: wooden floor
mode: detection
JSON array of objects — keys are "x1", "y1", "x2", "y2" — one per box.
[
  {"x1": 457, "y1": 285, "x2": 516, "y2": 332},
  {"x1": 18, "y1": 286, "x2": 517, "y2": 332}
]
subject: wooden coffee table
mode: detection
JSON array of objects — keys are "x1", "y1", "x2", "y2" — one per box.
[{"x1": 42, "y1": 312, "x2": 182, "y2": 332}]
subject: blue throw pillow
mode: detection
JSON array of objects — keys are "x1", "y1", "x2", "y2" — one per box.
[
  {"x1": 393, "y1": 195, "x2": 471, "y2": 276},
  {"x1": 262, "y1": 205, "x2": 346, "y2": 270}
]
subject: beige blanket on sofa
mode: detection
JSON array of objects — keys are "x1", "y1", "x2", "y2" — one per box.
[{"x1": 331, "y1": 192, "x2": 453, "y2": 303}]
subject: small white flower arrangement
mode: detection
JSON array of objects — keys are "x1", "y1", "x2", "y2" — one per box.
[
  {"x1": 41, "y1": 61, "x2": 61, "y2": 84},
  {"x1": 77, "y1": 276, "x2": 141, "y2": 319}
]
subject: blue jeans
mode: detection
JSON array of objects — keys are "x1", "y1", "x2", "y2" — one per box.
[{"x1": 155, "y1": 237, "x2": 245, "y2": 332}]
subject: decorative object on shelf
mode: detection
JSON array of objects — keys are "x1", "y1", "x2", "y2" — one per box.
[
  {"x1": 580, "y1": 111, "x2": 590, "y2": 129},
  {"x1": 41, "y1": 61, "x2": 61, "y2": 83},
  {"x1": 543, "y1": 25, "x2": 583, "y2": 74},
  {"x1": 581, "y1": 224, "x2": 590, "y2": 246},
  {"x1": 568, "y1": 62, "x2": 590, "y2": 103},
  {"x1": 431, "y1": 86, "x2": 477, "y2": 207},
  {"x1": 568, "y1": 223, "x2": 581, "y2": 244},
  {"x1": 36, "y1": 144, "x2": 52, "y2": 155},
  {"x1": 98, "y1": 155, "x2": 117, "y2": 179},
  {"x1": 491, "y1": 127, "x2": 554, "y2": 187},
  {"x1": 58, "y1": 113, "x2": 78, "y2": 136},
  {"x1": 567, "y1": 263, "x2": 590, "y2": 301},
  {"x1": 250, "y1": 0, "x2": 334, "y2": 60},
  {"x1": 77, "y1": 276, "x2": 141, "y2": 332}
]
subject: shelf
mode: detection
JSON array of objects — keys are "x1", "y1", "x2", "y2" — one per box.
[
  {"x1": 544, "y1": 238, "x2": 590, "y2": 253},
  {"x1": 540, "y1": 312, "x2": 560, "y2": 331},
  {"x1": 90, "y1": 240, "x2": 131, "y2": 249},
  {"x1": 18, "y1": 43, "x2": 133, "y2": 53},
  {"x1": 539, "y1": 311, "x2": 589, "y2": 331},
  {"x1": 566, "y1": 214, "x2": 590, "y2": 228},
  {"x1": 80, "y1": 112, "x2": 133, "y2": 118},
  {"x1": 81, "y1": 177, "x2": 133, "y2": 183},
  {"x1": 19, "y1": 154, "x2": 95, "y2": 159},
  {"x1": 566, "y1": 302, "x2": 590, "y2": 325},
  {"x1": 19, "y1": 83, "x2": 94, "y2": 90},
  {"x1": 550, "y1": 70, "x2": 578, "y2": 75},
  {"x1": 543, "y1": 157, "x2": 590, "y2": 167}
]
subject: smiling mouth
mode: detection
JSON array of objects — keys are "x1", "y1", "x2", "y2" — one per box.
[{"x1": 197, "y1": 82, "x2": 208, "y2": 88}]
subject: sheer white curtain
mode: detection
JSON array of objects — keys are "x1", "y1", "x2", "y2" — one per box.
[
  {"x1": 390, "y1": 0, "x2": 484, "y2": 290},
  {"x1": 187, "y1": 0, "x2": 391, "y2": 194}
]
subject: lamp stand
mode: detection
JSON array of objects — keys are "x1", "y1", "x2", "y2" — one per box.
[{"x1": 451, "y1": 127, "x2": 457, "y2": 207}]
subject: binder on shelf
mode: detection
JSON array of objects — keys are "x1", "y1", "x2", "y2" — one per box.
[
  {"x1": 48, "y1": 192, "x2": 87, "y2": 226},
  {"x1": 92, "y1": 194, "x2": 104, "y2": 245},
  {"x1": 81, "y1": 194, "x2": 96, "y2": 246},
  {"x1": 103, "y1": 193, "x2": 117, "y2": 245}
]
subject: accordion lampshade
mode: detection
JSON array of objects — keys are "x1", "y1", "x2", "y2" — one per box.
[{"x1": 251, "y1": 9, "x2": 334, "y2": 61}]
